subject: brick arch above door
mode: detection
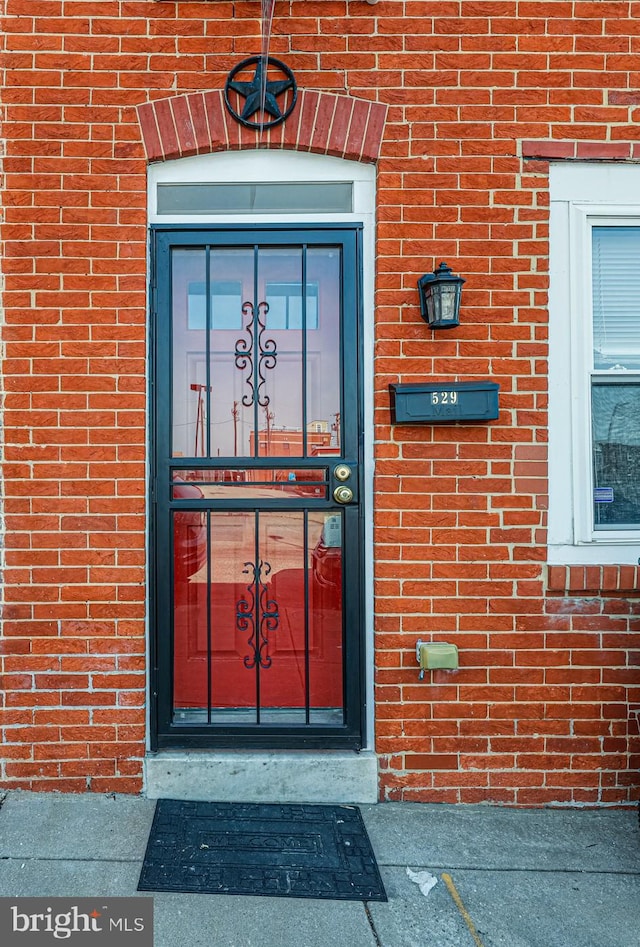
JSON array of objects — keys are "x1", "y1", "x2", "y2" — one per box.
[{"x1": 137, "y1": 89, "x2": 387, "y2": 165}]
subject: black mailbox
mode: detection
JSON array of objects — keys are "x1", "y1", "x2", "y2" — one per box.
[{"x1": 389, "y1": 381, "x2": 500, "y2": 424}]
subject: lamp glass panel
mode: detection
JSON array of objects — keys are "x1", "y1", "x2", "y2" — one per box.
[
  {"x1": 429, "y1": 283, "x2": 460, "y2": 325},
  {"x1": 424, "y1": 290, "x2": 435, "y2": 324},
  {"x1": 437, "y1": 284, "x2": 458, "y2": 322}
]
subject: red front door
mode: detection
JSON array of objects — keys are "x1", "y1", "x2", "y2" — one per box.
[{"x1": 152, "y1": 227, "x2": 364, "y2": 749}]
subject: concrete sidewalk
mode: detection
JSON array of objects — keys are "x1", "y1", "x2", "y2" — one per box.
[{"x1": 0, "y1": 792, "x2": 639, "y2": 947}]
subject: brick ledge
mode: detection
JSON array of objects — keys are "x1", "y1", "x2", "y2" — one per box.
[
  {"x1": 522, "y1": 140, "x2": 640, "y2": 162},
  {"x1": 547, "y1": 564, "x2": 640, "y2": 593}
]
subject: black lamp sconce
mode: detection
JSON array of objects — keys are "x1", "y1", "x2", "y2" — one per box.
[{"x1": 417, "y1": 261, "x2": 465, "y2": 330}]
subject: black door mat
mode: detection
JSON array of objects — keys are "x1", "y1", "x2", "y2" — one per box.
[{"x1": 138, "y1": 799, "x2": 387, "y2": 902}]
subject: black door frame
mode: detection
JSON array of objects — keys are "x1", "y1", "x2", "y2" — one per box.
[{"x1": 149, "y1": 224, "x2": 366, "y2": 751}]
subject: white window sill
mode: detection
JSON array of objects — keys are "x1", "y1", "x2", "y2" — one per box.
[{"x1": 548, "y1": 542, "x2": 640, "y2": 565}]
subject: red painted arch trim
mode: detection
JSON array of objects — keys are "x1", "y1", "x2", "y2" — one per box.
[{"x1": 137, "y1": 89, "x2": 387, "y2": 164}]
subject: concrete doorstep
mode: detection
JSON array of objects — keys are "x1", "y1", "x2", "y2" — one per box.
[{"x1": 0, "y1": 792, "x2": 638, "y2": 947}]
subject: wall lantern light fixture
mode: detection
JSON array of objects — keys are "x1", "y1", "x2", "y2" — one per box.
[{"x1": 417, "y1": 261, "x2": 465, "y2": 330}]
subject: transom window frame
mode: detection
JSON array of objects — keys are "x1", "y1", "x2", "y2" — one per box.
[{"x1": 549, "y1": 162, "x2": 640, "y2": 564}]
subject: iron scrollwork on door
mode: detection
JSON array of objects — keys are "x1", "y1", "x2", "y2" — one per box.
[
  {"x1": 234, "y1": 301, "x2": 278, "y2": 407},
  {"x1": 236, "y1": 559, "x2": 279, "y2": 670}
]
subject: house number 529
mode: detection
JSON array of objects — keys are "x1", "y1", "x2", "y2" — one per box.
[{"x1": 431, "y1": 391, "x2": 458, "y2": 405}]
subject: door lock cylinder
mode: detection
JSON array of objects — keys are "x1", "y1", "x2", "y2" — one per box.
[{"x1": 333, "y1": 485, "x2": 354, "y2": 504}]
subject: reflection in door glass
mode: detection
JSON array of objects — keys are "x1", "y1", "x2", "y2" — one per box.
[
  {"x1": 172, "y1": 508, "x2": 344, "y2": 725},
  {"x1": 187, "y1": 281, "x2": 242, "y2": 331},
  {"x1": 265, "y1": 280, "x2": 319, "y2": 329},
  {"x1": 171, "y1": 467, "x2": 328, "y2": 500},
  {"x1": 171, "y1": 245, "x2": 342, "y2": 461},
  {"x1": 256, "y1": 248, "x2": 303, "y2": 458},
  {"x1": 172, "y1": 249, "x2": 206, "y2": 459},
  {"x1": 307, "y1": 511, "x2": 344, "y2": 724},
  {"x1": 255, "y1": 247, "x2": 342, "y2": 459},
  {"x1": 171, "y1": 247, "x2": 255, "y2": 459},
  {"x1": 173, "y1": 508, "x2": 209, "y2": 720},
  {"x1": 209, "y1": 248, "x2": 254, "y2": 459},
  {"x1": 307, "y1": 248, "x2": 342, "y2": 457},
  {"x1": 259, "y1": 512, "x2": 343, "y2": 724}
]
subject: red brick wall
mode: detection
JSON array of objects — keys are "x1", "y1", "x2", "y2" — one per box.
[{"x1": 1, "y1": 1, "x2": 639, "y2": 802}]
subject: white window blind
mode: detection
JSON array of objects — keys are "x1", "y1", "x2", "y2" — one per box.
[{"x1": 592, "y1": 226, "x2": 640, "y2": 369}]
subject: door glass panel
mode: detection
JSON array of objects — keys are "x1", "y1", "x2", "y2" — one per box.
[
  {"x1": 171, "y1": 509, "x2": 344, "y2": 725},
  {"x1": 173, "y1": 509, "x2": 209, "y2": 720},
  {"x1": 307, "y1": 248, "x2": 342, "y2": 456},
  {"x1": 251, "y1": 246, "x2": 343, "y2": 459},
  {"x1": 209, "y1": 248, "x2": 254, "y2": 459},
  {"x1": 172, "y1": 468, "x2": 328, "y2": 500},
  {"x1": 173, "y1": 510, "x2": 259, "y2": 724},
  {"x1": 257, "y1": 248, "x2": 304, "y2": 458},
  {"x1": 309, "y1": 512, "x2": 344, "y2": 723},
  {"x1": 172, "y1": 248, "x2": 207, "y2": 459},
  {"x1": 258, "y1": 512, "x2": 307, "y2": 723},
  {"x1": 210, "y1": 511, "x2": 257, "y2": 721},
  {"x1": 173, "y1": 245, "x2": 343, "y2": 461}
]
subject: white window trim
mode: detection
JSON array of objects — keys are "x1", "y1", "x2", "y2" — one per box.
[
  {"x1": 549, "y1": 162, "x2": 640, "y2": 564},
  {"x1": 148, "y1": 149, "x2": 375, "y2": 224}
]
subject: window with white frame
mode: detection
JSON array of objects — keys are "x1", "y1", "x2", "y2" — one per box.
[
  {"x1": 591, "y1": 225, "x2": 640, "y2": 528},
  {"x1": 548, "y1": 164, "x2": 640, "y2": 563}
]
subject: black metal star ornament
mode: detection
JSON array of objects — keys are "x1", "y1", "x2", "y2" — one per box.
[{"x1": 224, "y1": 56, "x2": 297, "y2": 130}]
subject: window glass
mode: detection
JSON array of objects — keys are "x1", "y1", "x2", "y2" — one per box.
[
  {"x1": 187, "y1": 281, "x2": 243, "y2": 330},
  {"x1": 592, "y1": 226, "x2": 640, "y2": 370},
  {"x1": 591, "y1": 226, "x2": 640, "y2": 530},
  {"x1": 158, "y1": 182, "x2": 353, "y2": 215},
  {"x1": 265, "y1": 282, "x2": 319, "y2": 330},
  {"x1": 592, "y1": 383, "x2": 640, "y2": 528}
]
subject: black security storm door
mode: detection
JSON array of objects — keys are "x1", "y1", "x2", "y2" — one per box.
[{"x1": 150, "y1": 226, "x2": 365, "y2": 749}]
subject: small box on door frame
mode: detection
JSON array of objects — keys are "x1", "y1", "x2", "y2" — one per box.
[{"x1": 389, "y1": 381, "x2": 500, "y2": 424}]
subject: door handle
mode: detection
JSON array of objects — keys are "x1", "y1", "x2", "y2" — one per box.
[{"x1": 333, "y1": 485, "x2": 354, "y2": 504}]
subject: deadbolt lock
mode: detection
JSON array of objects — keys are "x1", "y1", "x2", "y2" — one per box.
[
  {"x1": 333, "y1": 485, "x2": 354, "y2": 504},
  {"x1": 334, "y1": 464, "x2": 352, "y2": 482}
]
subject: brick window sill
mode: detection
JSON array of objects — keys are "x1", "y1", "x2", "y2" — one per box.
[
  {"x1": 547, "y1": 564, "x2": 640, "y2": 594},
  {"x1": 522, "y1": 139, "x2": 640, "y2": 161}
]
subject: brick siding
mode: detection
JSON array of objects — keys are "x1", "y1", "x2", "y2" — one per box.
[{"x1": 1, "y1": 0, "x2": 639, "y2": 803}]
